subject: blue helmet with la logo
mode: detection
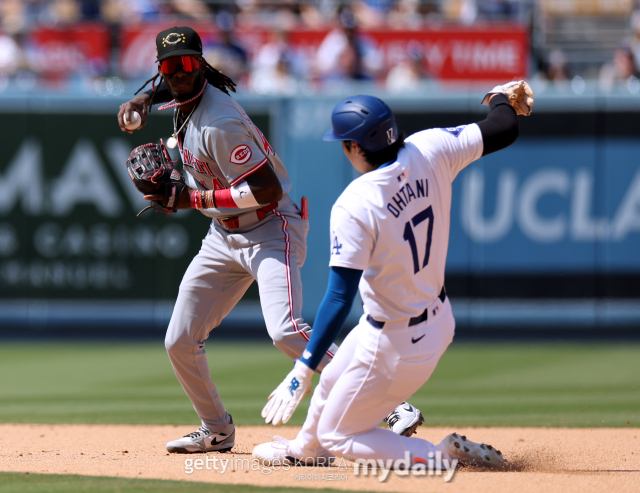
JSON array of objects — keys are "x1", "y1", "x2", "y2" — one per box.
[{"x1": 323, "y1": 95, "x2": 398, "y2": 152}]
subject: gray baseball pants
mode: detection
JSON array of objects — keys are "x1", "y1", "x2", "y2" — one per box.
[{"x1": 165, "y1": 197, "x2": 337, "y2": 432}]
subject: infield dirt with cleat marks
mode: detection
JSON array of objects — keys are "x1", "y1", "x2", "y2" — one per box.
[{"x1": 0, "y1": 424, "x2": 638, "y2": 493}]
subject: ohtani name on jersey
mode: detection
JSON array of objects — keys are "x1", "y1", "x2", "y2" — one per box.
[{"x1": 386, "y1": 179, "x2": 428, "y2": 218}]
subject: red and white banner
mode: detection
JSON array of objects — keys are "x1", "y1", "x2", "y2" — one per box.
[
  {"x1": 119, "y1": 23, "x2": 528, "y2": 81},
  {"x1": 29, "y1": 23, "x2": 111, "y2": 75},
  {"x1": 365, "y1": 26, "x2": 528, "y2": 81}
]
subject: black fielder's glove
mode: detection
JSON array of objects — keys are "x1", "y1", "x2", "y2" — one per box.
[{"x1": 126, "y1": 141, "x2": 187, "y2": 216}]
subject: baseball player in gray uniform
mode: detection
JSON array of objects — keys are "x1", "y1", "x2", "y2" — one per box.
[
  {"x1": 117, "y1": 26, "x2": 422, "y2": 454},
  {"x1": 254, "y1": 84, "x2": 534, "y2": 468}
]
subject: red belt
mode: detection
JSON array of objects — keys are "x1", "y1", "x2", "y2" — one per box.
[{"x1": 217, "y1": 202, "x2": 278, "y2": 230}]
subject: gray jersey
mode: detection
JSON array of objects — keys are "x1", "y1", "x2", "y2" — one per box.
[
  {"x1": 177, "y1": 84, "x2": 292, "y2": 219},
  {"x1": 163, "y1": 85, "x2": 337, "y2": 436}
]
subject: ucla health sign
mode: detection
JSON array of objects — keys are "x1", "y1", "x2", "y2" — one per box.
[{"x1": 448, "y1": 138, "x2": 640, "y2": 273}]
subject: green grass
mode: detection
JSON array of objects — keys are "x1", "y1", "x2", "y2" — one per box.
[
  {"x1": 0, "y1": 341, "x2": 638, "y2": 427},
  {"x1": 414, "y1": 342, "x2": 640, "y2": 427},
  {"x1": 0, "y1": 472, "x2": 360, "y2": 493}
]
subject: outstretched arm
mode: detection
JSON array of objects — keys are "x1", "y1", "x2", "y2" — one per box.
[
  {"x1": 262, "y1": 266, "x2": 362, "y2": 426},
  {"x1": 477, "y1": 93, "x2": 520, "y2": 156},
  {"x1": 301, "y1": 266, "x2": 362, "y2": 370},
  {"x1": 477, "y1": 80, "x2": 535, "y2": 155}
]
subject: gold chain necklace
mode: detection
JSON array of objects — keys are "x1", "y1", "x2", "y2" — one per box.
[{"x1": 167, "y1": 103, "x2": 198, "y2": 149}]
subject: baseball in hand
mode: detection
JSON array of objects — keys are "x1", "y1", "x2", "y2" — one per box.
[{"x1": 124, "y1": 111, "x2": 142, "y2": 130}]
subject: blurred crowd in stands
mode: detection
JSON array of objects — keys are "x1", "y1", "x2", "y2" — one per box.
[
  {"x1": 0, "y1": 0, "x2": 639, "y2": 95},
  {"x1": 0, "y1": 0, "x2": 535, "y2": 31}
]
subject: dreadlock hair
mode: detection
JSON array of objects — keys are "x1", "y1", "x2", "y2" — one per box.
[
  {"x1": 344, "y1": 132, "x2": 406, "y2": 167},
  {"x1": 134, "y1": 57, "x2": 236, "y2": 105}
]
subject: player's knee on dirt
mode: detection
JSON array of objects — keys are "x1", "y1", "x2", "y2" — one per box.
[
  {"x1": 317, "y1": 432, "x2": 350, "y2": 458},
  {"x1": 316, "y1": 419, "x2": 352, "y2": 458}
]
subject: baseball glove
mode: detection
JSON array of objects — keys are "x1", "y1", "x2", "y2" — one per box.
[
  {"x1": 482, "y1": 80, "x2": 535, "y2": 116},
  {"x1": 126, "y1": 142, "x2": 187, "y2": 216}
]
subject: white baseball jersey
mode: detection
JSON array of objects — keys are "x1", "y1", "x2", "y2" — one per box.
[
  {"x1": 328, "y1": 124, "x2": 483, "y2": 322},
  {"x1": 176, "y1": 84, "x2": 292, "y2": 219}
]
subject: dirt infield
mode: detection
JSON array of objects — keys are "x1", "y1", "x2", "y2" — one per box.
[{"x1": 0, "y1": 424, "x2": 638, "y2": 492}]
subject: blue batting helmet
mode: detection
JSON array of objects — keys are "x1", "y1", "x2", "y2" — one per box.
[{"x1": 323, "y1": 95, "x2": 398, "y2": 152}]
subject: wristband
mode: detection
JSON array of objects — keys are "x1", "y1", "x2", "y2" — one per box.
[
  {"x1": 190, "y1": 190, "x2": 204, "y2": 210},
  {"x1": 196, "y1": 183, "x2": 261, "y2": 210},
  {"x1": 204, "y1": 190, "x2": 215, "y2": 209},
  {"x1": 294, "y1": 359, "x2": 315, "y2": 380},
  {"x1": 231, "y1": 181, "x2": 260, "y2": 208},
  {"x1": 215, "y1": 189, "x2": 237, "y2": 209}
]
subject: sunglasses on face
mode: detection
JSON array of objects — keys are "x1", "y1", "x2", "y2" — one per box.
[{"x1": 159, "y1": 56, "x2": 200, "y2": 74}]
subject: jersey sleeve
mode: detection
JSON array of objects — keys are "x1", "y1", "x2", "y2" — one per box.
[
  {"x1": 407, "y1": 124, "x2": 483, "y2": 181},
  {"x1": 299, "y1": 266, "x2": 362, "y2": 371},
  {"x1": 202, "y1": 118, "x2": 269, "y2": 187},
  {"x1": 328, "y1": 202, "x2": 375, "y2": 271}
]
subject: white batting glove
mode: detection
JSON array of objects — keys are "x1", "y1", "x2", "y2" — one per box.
[
  {"x1": 262, "y1": 360, "x2": 314, "y2": 426},
  {"x1": 481, "y1": 80, "x2": 535, "y2": 116}
]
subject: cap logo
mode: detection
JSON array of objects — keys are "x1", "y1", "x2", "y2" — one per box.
[
  {"x1": 163, "y1": 33, "x2": 186, "y2": 47},
  {"x1": 387, "y1": 128, "x2": 396, "y2": 145}
]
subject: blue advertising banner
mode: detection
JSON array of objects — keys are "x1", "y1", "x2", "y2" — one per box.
[{"x1": 448, "y1": 138, "x2": 640, "y2": 273}]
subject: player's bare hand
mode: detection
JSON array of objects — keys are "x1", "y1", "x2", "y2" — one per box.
[
  {"x1": 262, "y1": 360, "x2": 313, "y2": 426},
  {"x1": 118, "y1": 95, "x2": 150, "y2": 133}
]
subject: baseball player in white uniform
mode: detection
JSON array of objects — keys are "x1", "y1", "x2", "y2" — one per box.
[
  {"x1": 254, "y1": 83, "x2": 534, "y2": 468},
  {"x1": 117, "y1": 26, "x2": 423, "y2": 454}
]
